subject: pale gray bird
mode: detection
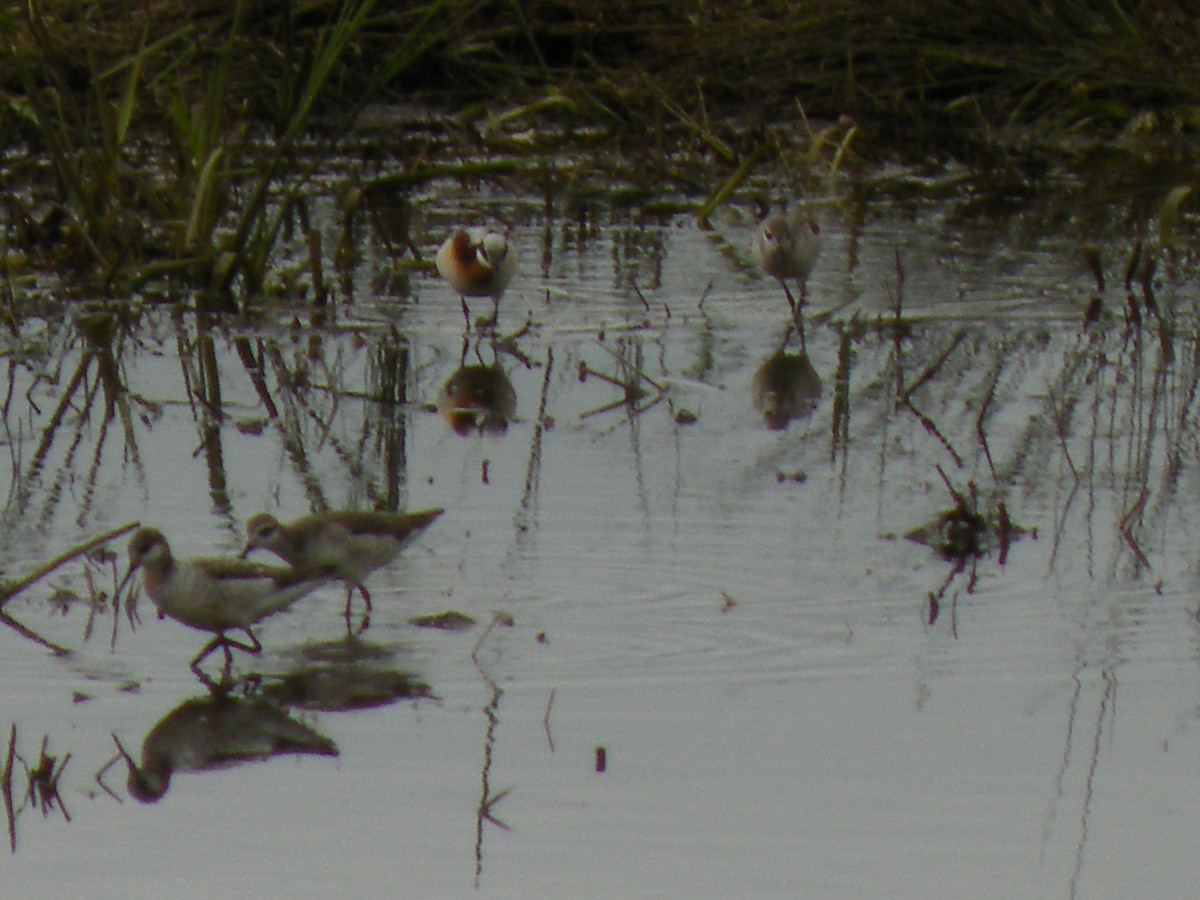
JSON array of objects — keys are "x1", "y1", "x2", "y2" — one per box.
[
  {"x1": 752, "y1": 211, "x2": 822, "y2": 318},
  {"x1": 241, "y1": 508, "x2": 444, "y2": 630},
  {"x1": 119, "y1": 527, "x2": 334, "y2": 681}
]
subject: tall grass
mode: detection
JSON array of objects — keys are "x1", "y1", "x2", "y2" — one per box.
[
  {"x1": 0, "y1": 0, "x2": 461, "y2": 299},
  {"x1": 2, "y1": 1, "x2": 1198, "y2": 296}
]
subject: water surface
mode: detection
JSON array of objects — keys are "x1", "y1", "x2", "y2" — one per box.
[{"x1": 3, "y1": 174, "x2": 1199, "y2": 898}]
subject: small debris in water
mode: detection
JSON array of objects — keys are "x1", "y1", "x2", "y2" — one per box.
[
  {"x1": 595, "y1": 746, "x2": 607, "y2": 773},
  {"x1": 234, "y1": 417, "x2": 268, "y2": 435},
  {"x1": 409, "y1": 611, "x2": 476, "y2": 631}
]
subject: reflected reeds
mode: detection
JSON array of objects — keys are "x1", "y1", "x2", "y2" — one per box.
[
  {"x1": 3, "y1": 725, "x2": 72, "y2": 853},
  {"x1": 471, "y1": 613, "x2": 516, "y2": 889},
  {"x1": 0, "y1": 520, "x2": 139, "y2": 656},
  {"x1": 6, "y1": 177, "x2": 1200, "y2": 889}
]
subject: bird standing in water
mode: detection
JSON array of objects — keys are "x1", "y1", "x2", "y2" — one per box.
[
  {"x1": 241, "y1": 508, "x2": 444, "y2": 632},
  {"x1": 119, "y1": 527, "x2": 334, "y2": 684},
  {"x1": 753, "y1": 211, "x2": 822, "y2": 343},
  {"x1": 436, "y1": 227, "x2": 518, "y2": 328}
]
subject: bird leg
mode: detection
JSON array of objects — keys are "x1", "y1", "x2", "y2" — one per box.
[
  {"x1": 793, "y1": 308, "x2": 807, "y2": 352},
  {"x1": 191, "y1": 636, "x2": 225, "y2": 672},
  {"x1": 780, "y1": 279, "x2": 797, "y2": 315},
  {"x1": 229, "y1": 628, "x2": 263, "y2": 655},
  {"x1": 460, "y1": 295, "x2": 473, "y2": 329},
  {"x1": 344, "y1": 582, "x2": 372, "y2": 635},
  {"x1": 190, "y1": 636, "x2": 229, "y2": 689},
  {"x1": 788, "y1": 281, "x2": 808, "y2": 352},
  {"x1": 190, "y1": 630, "x2": 263, "y2": 690}
]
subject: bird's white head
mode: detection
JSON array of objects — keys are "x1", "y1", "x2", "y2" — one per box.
[{"x1": 476, "y1": 231, "x2": 510, "y2": 270}]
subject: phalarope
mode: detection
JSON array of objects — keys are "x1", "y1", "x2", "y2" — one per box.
[
  {"x1": 119, "y1": 527, "x2": 334, "y2": 682},
  {"x1": 241, "y1": 508, "x2": 444, "y2": 630},
  {"x1": 436, "y1": 227, "x2": 518, "y2": 328},
  {"x1": 753, "y1": 211, "x2": 822, "y2": 321}
]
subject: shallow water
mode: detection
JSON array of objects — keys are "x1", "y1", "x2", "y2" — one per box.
[{"x1": 3, "y1": 175, "x2": 1200, "y2": 898}]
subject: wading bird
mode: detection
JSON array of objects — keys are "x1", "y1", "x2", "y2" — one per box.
[
  {"x1": 753, "y1": 211, "x2": 822, "y2": 339},
  {"x1": 436, "y1": 227, "x2": 518, "y2": 328},
  {"x1": 119, "y1": 527, "x2": 334, "y2": 684},
  {"x1": 241, "y1": 508, "x2": 444, "y2": 631}
]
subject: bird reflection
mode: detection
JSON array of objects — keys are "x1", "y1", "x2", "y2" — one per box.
[
  {"x1": 260, "y1": 663, "x2": 432, "y2": 712},
  {"x1": 437, "y1": 364, "x2": 517, "y2": 435},
  {"x1": 751, "y1": 349, "x2": 822, "y2": 430},
  {"x1": 111, "y1": 693, "x2": 337, "y2": 803}
]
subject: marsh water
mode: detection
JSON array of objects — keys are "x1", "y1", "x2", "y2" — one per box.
[{"x1": 4, "y1": 154, "x2": 1200, "y2": 899}]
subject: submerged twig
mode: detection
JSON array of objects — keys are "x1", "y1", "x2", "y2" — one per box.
[
  {"x1": 0, "y1": 520, "x2": 140, "y2": 607},
  {"x1": 543, "y1": 688, "x2": 556, "y2": 753},
  {"x1": 976, "y1": 368, "x2": 999, "y2": 481},
  {"x1": 1048, "y1": 382, "x2": 1079, "y2": 483},
  {"x1": 1118, "y1": 488, "x2": 1151, "y2": 570},
  {"x1": 3, "y1": 724, "x2": 15, "y2": 853},
  {"x1": 0, "y1": 612, "x2": 70, "y2": 657}
]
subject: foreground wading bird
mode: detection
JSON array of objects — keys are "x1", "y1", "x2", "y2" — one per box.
[
  {"x1": 435, "y1": 227, "x2": 517, "y2": 328},
  {"x1": 752, "y1": 211, "x2": 822, "y2": 337},
  {"x1": 241, "y1": 508, "x2": 445, "y2": 630},
  {"x1": 119, "y1": 527, "x2": 334, "y2": 682}
]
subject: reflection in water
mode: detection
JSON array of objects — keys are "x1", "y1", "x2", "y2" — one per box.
[
  {"x1": 471, "y1": 614, "x2": 515, "y2": 889},
  {"x1": 3, "y1": 725, "x2": 72, "y2": 852},
  {"x1": 112, "y1": 693, "x2": 337, "y2": 803},
  {"x1": 906, "y1": 472, "x2": 1030, "y2": 634},
  {"x1": 437, "y1": 364, "x2": 517, "y2": 435},
  {"x1": 8, "y1": 185, "x2": 1200, "y2": 892},
  {"x1": 260, "y1": 663, "x2": 431, "y2": 712},
  {"x1": 264, "y1": 636, "x2": 434, "y2": 710},
  {"x1": 5, "y1": 311, "x2": 139, "y2": 528},
  {"x1": 0, "y1": 519, "x2": 138, "y2": 657},
  {"x1": 905, "y1": 490, "x2": 992, "y2": 560},
  {"x1": 751, "y1": 349, "x2": 822, "y2": 430}
]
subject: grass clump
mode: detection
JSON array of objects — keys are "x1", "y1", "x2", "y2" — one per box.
[
  {"x1": 1, "y1": 0, "x2": 462, "y2": 298},
  {"x1": 2, "y1": 1, "x2": 1200, "y2": 296}
]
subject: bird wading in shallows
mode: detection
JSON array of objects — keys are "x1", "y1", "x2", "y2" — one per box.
[
  {"x1": 436, "y1": 227, "x2": 518, "y2": 329},
  {"x1": 241, "y1": 508, "x2": 444, "y2": 633},
  {"x1": 752, "y1": 212, "x2": 822, "y2": 344},
  {"x1": 118, "y1": 527, "x2": 335, "y2": 686}
]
